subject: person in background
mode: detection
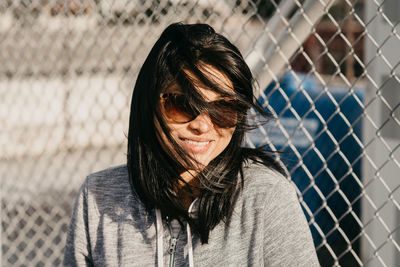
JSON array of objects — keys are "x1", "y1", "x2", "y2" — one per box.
[{"x1": 63, "y1": 22, "x2": 319, "y2": 266}]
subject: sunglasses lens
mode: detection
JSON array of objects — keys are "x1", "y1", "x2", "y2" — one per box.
[
  {"x1": 209, "y1": 99, "x2": 240, "y2": 128},
  {"x1": 162, "y1": 94, "x2": 196, "y2": 123},
  {"x1": 161, "y1": 94, "x2": 244, "y2": 127}
]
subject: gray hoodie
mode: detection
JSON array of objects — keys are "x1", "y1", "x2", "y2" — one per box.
[{"x1": 63, "y1": 161, "x2": 320, "y2": 266}]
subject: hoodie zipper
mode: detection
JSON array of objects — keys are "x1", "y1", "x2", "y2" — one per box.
[{"x1": 167, "y1": 219, "x2": 181, "y2": 267}]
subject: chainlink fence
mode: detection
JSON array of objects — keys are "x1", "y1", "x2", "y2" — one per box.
[{"x1": 1, "y1": 0, "x2": 399, "y2": 266}]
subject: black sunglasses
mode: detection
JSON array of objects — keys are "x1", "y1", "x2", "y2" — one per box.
[{"x1": 160, "y1": 93, "x2": 245, "y2": 128}]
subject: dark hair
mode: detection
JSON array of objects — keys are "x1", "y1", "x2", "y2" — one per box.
[{"x1": 127, "y1": 22, "x2": 283, "y2": 243}]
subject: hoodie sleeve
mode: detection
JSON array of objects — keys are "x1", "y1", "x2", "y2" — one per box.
[
  {"x1": 262, "y1": 177, "x2": 320, "y2": 266},
  {"x1": 63, "y1": 179, "x2": 94, "y2": 267}
]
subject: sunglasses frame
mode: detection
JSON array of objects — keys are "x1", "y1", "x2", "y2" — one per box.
[{"x1": 159, "y1": 93, "x2": 242, "y2": 127}]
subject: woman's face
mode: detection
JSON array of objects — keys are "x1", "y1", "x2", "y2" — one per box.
[{"x1": 161, "y1": 66, "x2": 236, "y2": 169}]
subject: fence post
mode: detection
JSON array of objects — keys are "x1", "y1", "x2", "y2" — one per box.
[{"x1": 363, "y1": 0, "x2": 400, "y2": 266}]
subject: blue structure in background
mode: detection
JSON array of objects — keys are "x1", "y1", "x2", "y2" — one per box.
[{"x1": 248, "y1": 72, "x2": 365, "y2": 266}]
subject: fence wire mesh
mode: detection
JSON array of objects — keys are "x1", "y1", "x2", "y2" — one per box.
[{"x1": 1, "y1": 0, "x2": 399, "y2": 266}]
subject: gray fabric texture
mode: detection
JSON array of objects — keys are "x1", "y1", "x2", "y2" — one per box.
[{"x1": 63, "y1": 161, "x2": 320, "y2": 266}]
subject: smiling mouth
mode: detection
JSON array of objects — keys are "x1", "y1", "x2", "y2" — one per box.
[
  {"x1": 182, "y1": 139, "x2": 210, "y2": 146},
  {"x1": 180, "y1": 138, "x2": 212, "y2": 153}
]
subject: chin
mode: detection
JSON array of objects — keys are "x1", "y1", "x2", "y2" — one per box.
[{"x1": 190, "y1": 155, "x2": 213, "y2": 169}]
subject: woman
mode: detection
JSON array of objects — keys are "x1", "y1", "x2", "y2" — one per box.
[{"x1": 64, "y1": 22, "x2": 319, "y2": 266}]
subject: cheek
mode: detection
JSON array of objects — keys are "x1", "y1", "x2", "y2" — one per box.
[
  {"x1": 167, "y1": 124, "x2": 184, "y2": 139},
  {"x1": 222, "y1": 128, "x2": 235, "y2": 142},
  {"x1": 156, "y1": 118, "x2": 182, "y2": 153},
  {"x1": 215, "y1": 128, "x2": 235, "y2": 151}
]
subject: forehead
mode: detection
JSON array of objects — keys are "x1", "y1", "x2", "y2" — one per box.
[
  {"x1": 195, "y1": 64, "x2": 234, "y2": 92},
  {"x1": 165, "y1": 64, "x2": 234, "y2": 100}
]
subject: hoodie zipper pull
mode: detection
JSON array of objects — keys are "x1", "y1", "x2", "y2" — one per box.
[
  {"x1": 168, "y1": 237, "x2": 178, "y2": 267},
  {"x1": 167, "y1": 218, "x2": 181, "y2": 267},
  {"x1": 169, "y1": 237, "x2": 178, "y2": 254}
]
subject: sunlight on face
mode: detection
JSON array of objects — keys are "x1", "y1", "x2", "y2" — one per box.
[{"x1": 161, "y1": 65, "x2": 236, "y2": 177}]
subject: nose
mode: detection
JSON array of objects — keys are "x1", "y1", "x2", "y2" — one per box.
[{"x1": 187, "y1": 112, "x2": 213, "y2": 134}]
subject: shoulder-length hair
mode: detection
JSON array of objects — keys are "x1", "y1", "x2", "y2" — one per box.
[{"x1": 127, "y1": 22, "x2": 283, "y2": 243}]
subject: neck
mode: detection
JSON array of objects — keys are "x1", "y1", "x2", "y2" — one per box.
[{"x1": 177, "y1": 170, "x2": 200, "y2": 210}]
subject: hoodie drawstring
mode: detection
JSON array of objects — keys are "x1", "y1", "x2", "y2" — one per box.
[
  {"x1": 155, "y1": 208, "x2": 195, "y2": 267},
  {"x1": 156, "y1": 209, "x2": 164, "y2": 267},
  {"x1": 186, "y1": 222, "x2": 194, "y2": 267},
  {"x1": 186, "y1": 200, "x2": 196, "y2": 267}
]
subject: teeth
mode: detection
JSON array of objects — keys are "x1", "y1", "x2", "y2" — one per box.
[{"x1": 183, "y1": 139, "x2": 210, "y2": 146}]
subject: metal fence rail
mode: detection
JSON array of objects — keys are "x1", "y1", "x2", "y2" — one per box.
[{"x1": 1, "y1": 0, "x2": 399, "y2": 266}]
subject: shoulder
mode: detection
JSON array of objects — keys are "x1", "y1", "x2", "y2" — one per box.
[
  {"x1": 241, "y1": 159, "x2": 294, "y2": 198},
  {"x1": 233, "y1": 160, "x2": 300, "y2": 217},
  {"x1": 87, "y1": 164, "x2": 129, "y2": 182},
  {"x1": 82, "y1": 165, "x2": 138, "y2": 209},
  {"x1": 85, "y1": 164, "x2": 129, "y2": 191}
]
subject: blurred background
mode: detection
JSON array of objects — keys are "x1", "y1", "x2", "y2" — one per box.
[{"x1": 1, "y1": 0, "x2": 399, "y2": 266}]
